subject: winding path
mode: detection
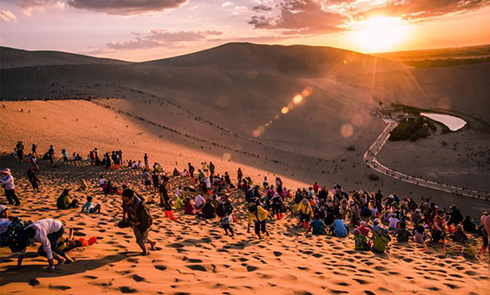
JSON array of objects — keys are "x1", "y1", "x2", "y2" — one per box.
[{"x1": 364, "y1": 119, "x2": 490, "y2": 200}]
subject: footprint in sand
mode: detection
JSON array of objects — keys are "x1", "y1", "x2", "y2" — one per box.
[
  {"x1": 131, "y1": 274, "x2": 146, "y2": 282},
  {"x1": 49, "y1": 285, "x2": 71, "y2": 290},
  {"x1": 119, "y1": 286, "x2": 137, "y2": 293},
  {"x1": 28, "y1": 279, "x2": 40, "y2": 286},
  {"x1": 154, "y1": 265, "x2": 167, "y2": 271}
]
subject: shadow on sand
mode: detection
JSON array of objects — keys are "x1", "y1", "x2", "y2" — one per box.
[{"x1": 0, "y1": 251, "x2": 136, "y2": 286}]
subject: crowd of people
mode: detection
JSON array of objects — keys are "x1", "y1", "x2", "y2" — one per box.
[{"x1": 1, "y1": 142, "x2": 490, "y2": 272}]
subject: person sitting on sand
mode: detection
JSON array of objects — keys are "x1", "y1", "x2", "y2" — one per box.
[
  {"x1": 430, "y1": 210, "x2": 446, "y2": 243},
  {"x1": 330, "y1": 215, "x2": 348, "y2": 237},
  {"x1": 199, "y1": 199, "x2": 216, "y2": 219},
  {"x1": 395, "y1": 222, "x2": 410, "y2": 243},
  {"x1": 175, "y1": 191, "x2": 185, "y2": 210},
  {"x1": 358, "y1": 221, "x2": 370, "y2": 236},
  {"x1": 56, "y1": 189, "x2": 78, "y2": 209},
  {"x1": 122, "y1": 189, "x2": 156, "y2": 255},
  {"x1": 462, "y1": 216, "x2": 478, "y2": 233},
  {"x1": 413, "y1": 225, "x2": 428, "y2": 244},
  {"x1": 389, "y1": 213, "x2": 400, "y2": 231},
  {"x1": 195, "y1": 194, "x2": 205, "y2": 210},
  {"x1": 450, "y1": 226, "x2": 468, "y2": 244},
  {"x1": 0, "y1": 205, "x2": 13, "y2": 246},
  {"x1": 411, "y1": 209, "x2": 422, "y2": 226},
  {"x1": 306, "y1": 213, "x2": 325, "y2": 235},
  {"x1": 81, "y1": 196, "x2": 101, "y2": 214},
  {"x1": 353, "y1": 228, "x2": 370, "y2": 251},
  {"x1": 17, "y1": 219, "x2": 74, "y2": 271},
  {"x1": 370, "y1": 225, "x2": 391, "y2": 253},
  {"x1": 247, "y1": 204, "x2": 269, "y2": 239},
  {"x1": 99, "y1": 175, "x2": 106, "y2": 187},
  {"x1": 27, "y1": 168, "x2": 41, "y2": 192},
  {"x1": 77, "y1": 178, "x2": 89, "y2": 191},
  {"x1": 184, "y1": 197, "x2": 196, "y2": 215}
]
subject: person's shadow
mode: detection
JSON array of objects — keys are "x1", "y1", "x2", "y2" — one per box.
[{"x1": 0, "y1": 251, "x2": 136, "y2": 286}]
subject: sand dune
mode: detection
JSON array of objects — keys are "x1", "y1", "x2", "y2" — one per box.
[
  {"x1": 0, "y1": 46, "x2": 128, "y2": 69},
  {"x1": 139, "y1": 43, "x2": 411, "y2": 77}
]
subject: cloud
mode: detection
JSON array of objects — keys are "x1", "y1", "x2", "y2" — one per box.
[
  {"x1": 66, "y1": 0, "x2": 189, "y2": 15},
  {"x1": 222, "y1": 1, "x2": 233, "y2": 7},
  {"x1": 0, "y1": 10, "x2": 17, "y2": 22},
  {"x1": 107, "y1": 29, "x2": 224, "y2": 50},
  {"x1": 248, "y1": 0, "x2": 346, "y2": 34},
  {"x1": 356, "y1": 0, "x2": 490, "y2": 20},
  {"x1": 19, "y1": 0, "x2": 65, "y2": 16},
  {"x1": 252, "y1": 5, "x2": 273, "y2": 12}
]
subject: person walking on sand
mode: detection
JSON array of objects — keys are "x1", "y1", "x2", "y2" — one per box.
[
  {"x1": 237, "y1": 168, "x2": 243, "y2": 183},
  {"x1": 248, "y1": 204, "x2": 269, "y2": 239},
  {"x1": 27, "y1": 168, "x2": 41, "y2": 192},
  {"x1": 188, "y1": 162, "x2": 195, "y2": 179},
  {"x1": 142, "y1": 170, "x2": 151, "y2": 191},
  {"x1": 31, "y1": 144, "x2": 38, "y2": 157},
  {"x1": 217, "y1": 195, "x2": 234, "y2": 237},
  {"x1": 122, "y1": 189, "x2": 156, "y2": 255},
  {"x1": 144, "y1": 153, "x2": 149, "y2": 170},
  {"x1": 1, "y1": 169, "x2": 20, "y2": 205}
]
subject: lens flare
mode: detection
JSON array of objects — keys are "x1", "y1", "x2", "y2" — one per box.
[
  {"x1": 341, "y1": 124, "x2": 354, "y2": 138},
  {"x1": 281, "y1": 107, "x2": 289, "y2": 114},
  {"x1": 293, "y1": 94, "x2": 303, "y2": 104}
]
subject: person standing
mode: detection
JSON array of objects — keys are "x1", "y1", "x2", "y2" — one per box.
[
  {"x1": 31, "y1": 144, "x2": 38, "y2": 157},
  {"x1": 1, "y1": 169, "x2": 20, "y2": 205},
  {"x1": 144, "y1": 153, "x2": 149, "y2": 170},
  {"x1": 188, "y1": 163, "x2": 195, "y2": 179},
  {"x1": 237, "y1": 168, "x2": 243, "y2": 183},
  {"x1": 27, "y1": 168, "x2": 41, "y2": 192},
  {"x1": 122, "y1": 189, "x2": 156, "y2": 255}
]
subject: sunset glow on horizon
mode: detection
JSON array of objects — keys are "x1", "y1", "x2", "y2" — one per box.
[{"x1": 0, "y1": 1, "x2": 489, "y2": 61}]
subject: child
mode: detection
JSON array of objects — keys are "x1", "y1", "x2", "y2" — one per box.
[
  {"x1": 221, "y1": 212, "x2": 234, "y2": 237},
  {"x1": 81, "y1": 196, "x2": 101, "y2": 213}
]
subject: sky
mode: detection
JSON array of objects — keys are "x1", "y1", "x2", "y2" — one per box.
[{"x1": 1, "y1": 0, "x2": 490, "y2": 62}]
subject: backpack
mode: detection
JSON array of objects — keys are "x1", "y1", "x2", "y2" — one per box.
[
  {"x1": 136, "y1": 203, "x2": 153, "y2": 232},
  {"x1": 216, "y1": 204, "x2": 226, "y2": 218}
]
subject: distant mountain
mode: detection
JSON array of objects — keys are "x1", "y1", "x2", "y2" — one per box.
[
  {"x1": 138, "y1": 42, "x2": 410, "y2": 78},
  {"x1": 0, "y1": 46, "x2": 129, "y2": 69}
]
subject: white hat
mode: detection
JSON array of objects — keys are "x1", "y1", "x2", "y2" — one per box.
[{"x1": 0, "y1": 205, "x2": 8, "y2": 213}]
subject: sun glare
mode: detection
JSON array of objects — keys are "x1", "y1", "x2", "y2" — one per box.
[{"x1": 350, "y1": 17, "x2": 410, "y2": 52}]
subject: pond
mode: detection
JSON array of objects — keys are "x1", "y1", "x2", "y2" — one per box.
[{"x1": 421, "y1": 113, "x2": 467, "y2": 131}]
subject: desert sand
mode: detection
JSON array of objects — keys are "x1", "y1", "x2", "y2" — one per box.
[{"x1": 1, "y1": 155, "x2": 489, "y2": 295}]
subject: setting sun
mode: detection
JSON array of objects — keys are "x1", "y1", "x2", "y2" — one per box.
[{"x1": 350, "y1": 17, "x2": 410, "y2": 52}]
